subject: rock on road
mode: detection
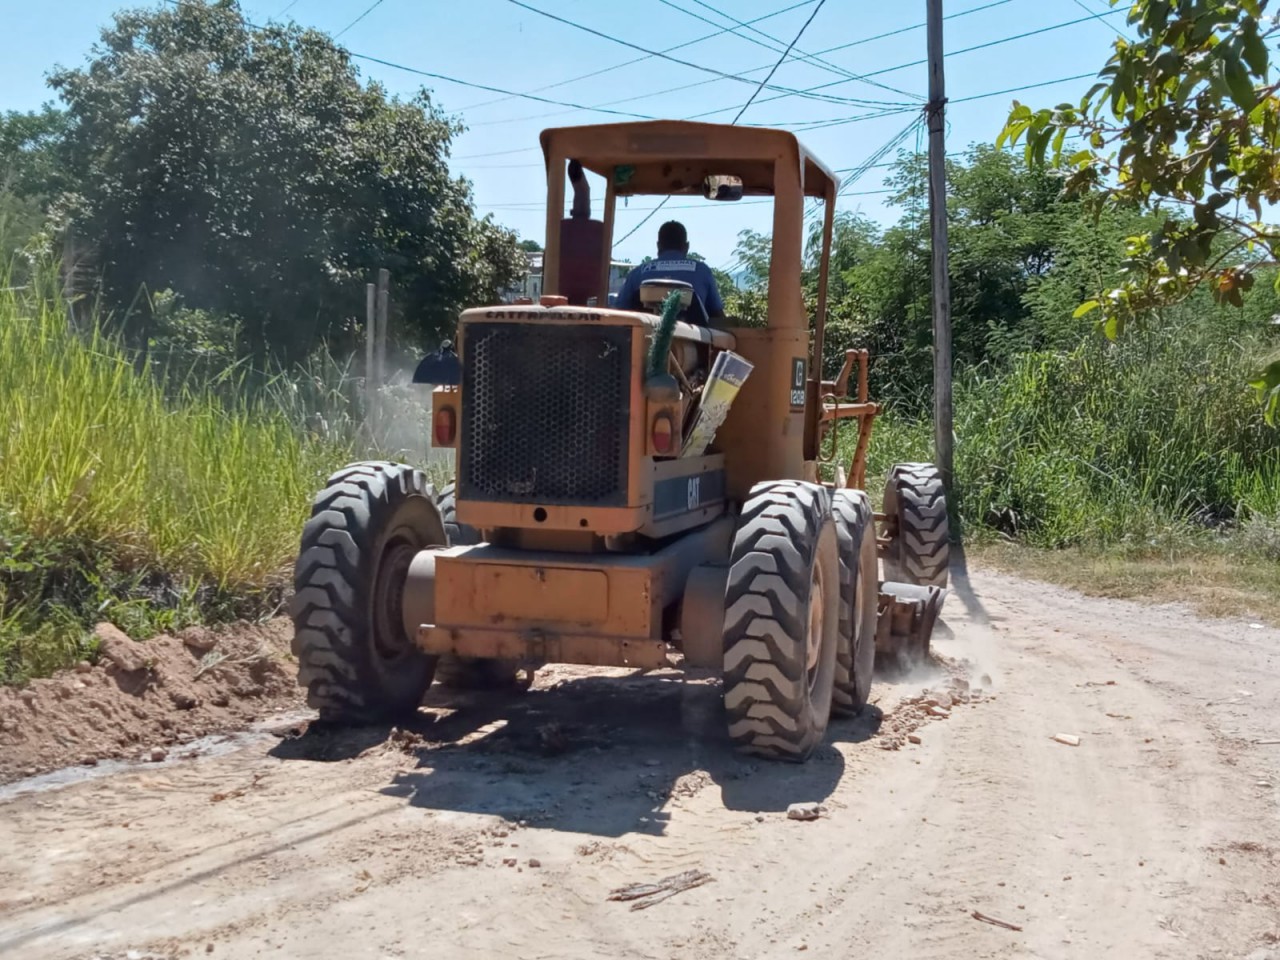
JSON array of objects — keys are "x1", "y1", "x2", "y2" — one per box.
[{"x1": 1, "y1": 565, "x2": 1278, "y2": 960}]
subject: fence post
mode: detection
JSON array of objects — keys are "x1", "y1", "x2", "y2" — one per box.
[
  {"x1": 375, "y1": 268, "x2": 389, "y2": 444},
  {"x1": 365, "y1": 281, "x2": 377, "y2": 442}
]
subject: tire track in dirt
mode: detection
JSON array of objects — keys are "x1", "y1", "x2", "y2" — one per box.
[{"x1": 1, "y1": 567, "x2": 1278, "y2": 959}]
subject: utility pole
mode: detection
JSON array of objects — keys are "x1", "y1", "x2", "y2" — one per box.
[
  {"x1": 365, "y1": 282, "x2": 377, "y2": 440},
  {"x1": 372, "y1": 269, "x2": 390, "y2": 442},
  {"x1": 926, "y1": 0, "x2": 954, "y2": 491}
]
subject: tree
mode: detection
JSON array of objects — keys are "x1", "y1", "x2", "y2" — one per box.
[
  {"x1": 518, "y1": 239, "x2": 543, "y2": 252},
  {"x1": 47, "y1": 0, "x2": 521, "y2": 361},
  {"x1": 997, "y1": 0, "x2": 1280, "y2": 419},
  {"x1": 0, "y1": 106, "x2": 69, "y2": 262}
]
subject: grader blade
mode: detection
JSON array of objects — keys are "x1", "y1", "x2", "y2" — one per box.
[{"x1": 875, "y1": 581, "x2": 946, "y2": 666}]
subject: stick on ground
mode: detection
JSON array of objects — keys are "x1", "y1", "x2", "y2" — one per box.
[
  {"x1": 609, "y1": 869, "x2": 712, "y2": 911},
  {"x1": 972, "y1": 910, "x2": 1023, "y2": 932}
]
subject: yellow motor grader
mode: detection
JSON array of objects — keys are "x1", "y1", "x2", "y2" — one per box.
[{"x1": 290, "y1": 120, "x2": 949, "y2": 762}]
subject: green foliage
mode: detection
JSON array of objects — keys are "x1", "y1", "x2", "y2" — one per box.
[
  {"x1": 0, "y1": 259, "x2": 350, "y2": 683},
  {"x1": 996, "y1": 0, "x2": 1280, "y2": 420},
  {"x1": 44, "y1": 0, "x2": 522, "y2": 362},
  {"x1": 705, "y1": 134, "x2": 1280, "y2": 554},
  {"x1": 852, "y1": 315, "x2": 1280, "y2": 549},
  {"x1": 728, "y1": 144, "x2": 1166, "y2": 413},
  {"x1": 0, "y1": 105, "x2": 70, "y2": 280}
]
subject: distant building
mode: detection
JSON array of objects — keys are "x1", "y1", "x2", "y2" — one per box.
[{"x1": 502, "y1": 251, "x2": 632, "y2": 305}]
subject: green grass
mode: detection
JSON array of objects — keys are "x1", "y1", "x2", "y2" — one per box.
[
  {"x1": 844, "y1": 317, "x2": 1280, "y2": 621},
  {"x1": 0, "y1": 269, "x2": 356, "y2": 683},
  {"x1": 5, "y1": 246, "x2": 1277, "y2": 680},
  {"x1": 848, "y1": 318, "x2": 1280, "y2": 548}
]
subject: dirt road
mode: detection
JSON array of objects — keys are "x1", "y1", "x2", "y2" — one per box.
[{"x1": 2, "y1": 563, "x2": 1278, "y2": 960}]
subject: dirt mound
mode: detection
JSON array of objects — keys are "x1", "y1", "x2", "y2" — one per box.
[
  {"x1": 875, "y1": 655, "x2": 990, "y2": 750},
  {"x1": 0, "y1": 618, "x2": 304, "y2": 783}
]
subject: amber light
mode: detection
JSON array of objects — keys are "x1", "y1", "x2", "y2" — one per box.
[
  {"x1": 651, "y1": 413, "x2": 674, "y2": 455},
  {"x1": 433, "y1": 406, "x2": 457, "y2": 446}
]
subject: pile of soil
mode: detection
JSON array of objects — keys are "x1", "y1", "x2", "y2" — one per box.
[
  {"x1": 875, "y1": 660, "x2": 990, "y2": 750},
  {"x1": 0, "y1": 619, "x2": 304, "y2": 783}
]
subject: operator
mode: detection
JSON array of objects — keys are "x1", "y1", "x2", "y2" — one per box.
[{"x1": 615, "y1": 220, "x2": 726, "y2": 324}]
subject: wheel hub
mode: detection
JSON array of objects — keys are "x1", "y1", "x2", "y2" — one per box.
[
  {"x1": 372, "y1": 537, "x2": 418, "y2": 662},
  {"x1": 806, "y1": 561, "x2": 825, "y2": 689}
]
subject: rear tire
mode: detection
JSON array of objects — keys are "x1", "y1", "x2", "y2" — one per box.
[
  {"x1": 290, "y1": 461, "x2": 444, "y2": 723},
  {"x1": 722, "y1": 480, "x2": 840, "y2": 762},
  {"x1": 883, "y1": 463, "x2": 949, "y2": 588},
  {"x1": 831, "y1": 489, "x2": 878, "y2": 717}
]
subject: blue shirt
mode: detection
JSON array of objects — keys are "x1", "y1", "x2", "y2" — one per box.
[{"x1": 616, "y1": 249, "x2": 725, "y2": 322}]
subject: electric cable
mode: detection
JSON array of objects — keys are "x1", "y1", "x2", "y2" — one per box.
[{"x1": 612, "y1": 0, "x2": 829, "y2": 247}]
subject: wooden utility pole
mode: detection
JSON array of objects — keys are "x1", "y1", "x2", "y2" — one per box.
[
  {"x1": 375, "y1": 268, "x2": 390, "y2": 388},
  {"x1": 365, "y1": 281, "x2": 377, "y2": 439},
  {"x1": 374, "y1": 268, "x2": 390, "y2": 439},
  {"x1": 926, "y1": 0, "x2": 954, "y2": 490}
]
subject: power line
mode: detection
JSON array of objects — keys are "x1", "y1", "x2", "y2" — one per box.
[
  {"x1": 454, "y1": 146, "x2": 540, "y2": 160},
  {"x1": 596, "y1": 0, "x2": 1023, "y2": 116},
  {"x1": 348, "y1": 51, "x2": 661, "y2": 120},
  {"x1": 732, "y1": 0, "x2": 828, "y2": 123},
  {"x1": 452, "y1": 71, "x2": 1099, "y2": 172},
  {"x1": 613, "y1": 0, "x2": 828, "y2": 248},
  {"x1": 158, "y1": 0, "x2": 666, "y2": 121},
  {"x1": 741, "y1": 70, "x2": 1105, "y2": 135},
  {"x1": 485, "y1": 190, "x2": 895, "y2": 211},
  {"x1": 462, "y1": 0, "x2": 1013, "y2": 127},
  {"x1": 949, "y1": 71, "x2": 1098, "y2": 104},
  {"x1": 1068, "y1": 0, "x2": 1133, "y2": 40},
  {"x1": 464, "y1": 72, "x2": 907, "y2": 131},
  {"x1": 804, "y1": 0, "x2": 1019, "y2": 59},
  {"x1": 502, "y1": 0, "x2": 895, "y2": 108},
  {"x1": 656, "y1": 0, "x2": 881, "y2": 88},
  {"x1": 460, "y1": 0, "x2": 819, "y2": 112},
  {"x1": 334, "y1": 0, "x2": 386, "y2": 39},
  {"x1": 455, "y1": 0, "x2": 1017, "y2": 132},
  {"x1": 684, "y1": 6, "x2": 1126, "y2": 122}
]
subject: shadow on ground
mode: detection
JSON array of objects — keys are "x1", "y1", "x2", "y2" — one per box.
[{"x1": 269, "y1": 669, "x2": 889, "y2": 837}]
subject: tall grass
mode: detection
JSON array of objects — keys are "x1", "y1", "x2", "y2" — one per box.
[
  {"x1": 852, "y1": 318, "x2": 1280, "y2": 549},
  {"x1": 0, "y1": 269, "x2": 354, "y2": 682}
]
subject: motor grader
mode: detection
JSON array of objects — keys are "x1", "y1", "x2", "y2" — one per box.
[{"x1": 289, "y1": 120, "x2": 949, "y2": 762}]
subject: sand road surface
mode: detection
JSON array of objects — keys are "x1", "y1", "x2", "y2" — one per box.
[{"x1": 1, "y1": 564, "x2": 1278, "y2": 960}]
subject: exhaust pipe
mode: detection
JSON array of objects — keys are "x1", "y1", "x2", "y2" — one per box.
[{"x1": 568, "y1": 158, "x2": 590, "y2": 219}]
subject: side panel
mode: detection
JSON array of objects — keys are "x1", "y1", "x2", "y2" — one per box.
[
  {"x1": 714, "y1": 326, "x2": 808, "y2": 501},
  {"x1": 418, "y1": 517, "x2": 733, "y2": 667},
  {"x1": 640, "y1": 454, "x2": 727, "y2": 539}
]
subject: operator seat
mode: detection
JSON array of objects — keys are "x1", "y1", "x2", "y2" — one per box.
[{"x1": 639, "y1": 278, "x2": 710, "y2": 326}]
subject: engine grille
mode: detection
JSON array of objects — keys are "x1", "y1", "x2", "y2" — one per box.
[{"x1": 460, "y1": 322, "x2": 632, "y2": 506}]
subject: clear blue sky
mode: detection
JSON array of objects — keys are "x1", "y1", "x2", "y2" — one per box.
[{"x1": 1, "y1": 0, "x2": 1125, "y2": 268}]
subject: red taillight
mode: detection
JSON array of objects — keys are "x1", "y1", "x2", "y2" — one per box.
[
  {"x1": 651, "y1": 413, "x2": 674, "y2": 455},
  {"x1": 433, "y1": 406, "x2": 457, "y2": 446}
]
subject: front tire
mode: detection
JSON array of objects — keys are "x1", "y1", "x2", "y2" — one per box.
[
  {"x1": 883, "y1": 463, "x2": 950, "y2": 588},
  {"x1": 437, "y1": 481, "x2": 480, "y2": 547},
  {"x1": 831, "y1": 489, "x2": 878, "y2": 717},
  {"x1": 290, "y1": 461, "x2": 445, "y2": 723},
  {"x1": 722, "y1": 480, "x2": 840, "y2": 762}
]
